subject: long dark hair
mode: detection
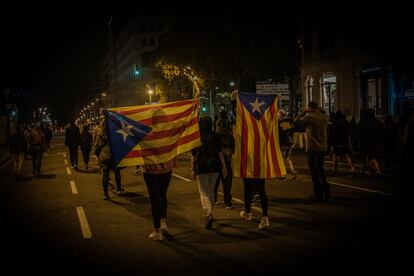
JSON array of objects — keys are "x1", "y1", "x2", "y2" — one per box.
[{"x1": 199, "y1": 116, "x2": 213, "y2": 142}]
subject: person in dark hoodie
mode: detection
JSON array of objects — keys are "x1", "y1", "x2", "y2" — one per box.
[
  {"x1": 10, "y1": 125, "x2": 27, "y2": 178},
  {"x1": 65, "y1": 120, "x2": 82, "y2": 169}
]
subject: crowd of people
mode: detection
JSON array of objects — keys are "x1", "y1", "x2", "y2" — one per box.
[{"x1": 8, "y1": 99, "x2": 414, "y2": 241}]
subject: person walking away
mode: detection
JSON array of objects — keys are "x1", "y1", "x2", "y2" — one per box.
[
  {"x1": 80, "y1": 124, "x2": 93, "y2": 170},
  {"x1": 10, "y1": 125, "x2": 27, "y2": 179},
  {"x1": 331, "y1": 110, "x2": 356, "y2": 175},
  {"x1": 191, "y1": 116, "x2": 227, "y2": 229},
  {"x1": 142, "y1": 159, "x2": 176, "y2": 241},
  {"x1": 213, "y1": 109, "x2": 235, "y2": 209},
  {"x1": 29, "y1": 123, "x2": 46, "y2": 176},
  {"x1": 296, "y1": 101, "x2": 330, "y2": 201},
  {"x1": 65, "y1": 120, "x2": 82, "y2": 169},
  {"x1": 357, "y1": 108, "x2": 382, "y2": 177},
  {"x1": 93, "y1": 116, "x2": 125, "y2": 200},
  {"x1": 278, "y1": 109, "x2": 298, "y2": 180},
  {"x1": 383, "y1": 116, "x2": 397, "y2": 172},
  {"x1": 44, "y1": 125, "x2": 53, "y2": 150}
]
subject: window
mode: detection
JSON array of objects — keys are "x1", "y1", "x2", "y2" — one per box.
[
  {"x1": 141, "y1": 38, "x2": 147, "y2": 47},
  {"x1": 157, "y1": 22, "x2": 164, "y2": 31},
  {"x1": 305, "y1": 76, "x2": 314, "y2": 107},
  {"x1": 150, "y1": 38, "x2": 155, "y2": 46}
]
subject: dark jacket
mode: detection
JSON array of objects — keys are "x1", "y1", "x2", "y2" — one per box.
[
  {"x1": 10, "y1": 130, "x2": 27, "y2": 154},
  {"x1": 297, "y1": 109, "x2": 329, "y2": 152},
  {"x1": 65, "y1": 124, "x2": 81, "y2": 147}
]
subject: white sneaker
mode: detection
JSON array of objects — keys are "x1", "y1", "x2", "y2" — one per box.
[
  {"x1": 240, "y1": 210, "x2": 252, "y2": 221},
  {"x1": 160, "y1": 220, "x2": 169, "y2": 233},
  {"x1": 258, "y1": 216, "x2": 270, "y2": 229},
  {"x1": 149, "y1": 230, "x2": 163, "y2": 241}
]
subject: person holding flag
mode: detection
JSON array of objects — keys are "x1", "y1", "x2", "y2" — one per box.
[
  {"x1": 103, "y1": 99, "x2": 201, "y2": 240},
  {"x1": 233, "y1": 91, "x2": 286, "y2": 229}
]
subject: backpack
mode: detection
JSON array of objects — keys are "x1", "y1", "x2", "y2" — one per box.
[{"x1": 195, "y1": 132, "x2": 221, "y2": 173}]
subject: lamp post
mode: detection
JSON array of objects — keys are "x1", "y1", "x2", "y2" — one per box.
[{"x1": 148, "y1": 89, "x2": 153, "y2": 105}]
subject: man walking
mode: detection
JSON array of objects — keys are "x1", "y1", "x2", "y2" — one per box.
[{"x1": 297, "y1": 102, "x2": 330, "y2": 201}]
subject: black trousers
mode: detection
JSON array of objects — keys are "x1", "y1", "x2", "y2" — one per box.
[
  {"x1": 102, "y1": 167, "x2": 121, "y2": 193},
  {"x1": 307, "y1": 151, "x2": 330, "y2": 200},
  {"x1": 81, "y1": 145, "x2": 91, "y2": 165},
  {"x1": 144, "y1": 171, "x2": 172, "y2": 229},
  {"x1": 68, "y1": 145, "x2": 79, "y2": 167},
  {"x1": 214, "y1": 156, "x2": 233, "y2": 206},
  {"x1": 243, "y1": 178, "x2": 268, "y2": 216}
]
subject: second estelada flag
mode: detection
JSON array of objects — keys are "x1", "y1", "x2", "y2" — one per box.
[{"x1": 233, "y1": 92, "x2": 286, "y2": 178}]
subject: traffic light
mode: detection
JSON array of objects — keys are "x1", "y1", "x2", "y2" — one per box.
[
  {"x1": 202, "y1": 103, "x2": 207, "y2": 112},
  {"x1": 134, "y1": 65, "x2": 141, "y2": 77}
]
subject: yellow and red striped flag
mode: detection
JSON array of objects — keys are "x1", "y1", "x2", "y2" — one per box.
[
  {"x1": 105, "y1": 99, "x2": 201, "y2": 167},
  {"x1": 233, "y1": 92, "x2": 286, "y2": 178}
]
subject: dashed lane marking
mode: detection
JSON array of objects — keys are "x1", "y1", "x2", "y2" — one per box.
[
  {"x1": 76, "y1": 207, "x2": 92, "y2": 239},
  {"x1": 329, "y1": 181, "x2": 395, "y2": 197},
  {"x1": 70, "y1": 180, "x2": 78, "y2": 195},
  {"x1": 66, "y1": 167, "x2": 72, "y2": 175},
  {"x1": 64, "y1": 159, "x2": 68, "y2": 164},
  {"x1": 172, "y1": 173, "x2": 192, "y2": 182}
]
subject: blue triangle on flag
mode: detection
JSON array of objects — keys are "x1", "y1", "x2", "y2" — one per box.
[
  {"x1": 105, "y1": 110, "x2": 152, "y2": 165},
  {"x1": 239, "y1": 92, "x2": 276, "y2": 120}
]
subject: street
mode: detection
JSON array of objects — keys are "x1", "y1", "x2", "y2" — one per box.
[{"x1": 0, "y1": 135, "x2": 403, "y2": 275}]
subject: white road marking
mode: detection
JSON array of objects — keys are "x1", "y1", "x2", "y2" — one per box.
[
  {"x1": 329, "y1": 181, "x2": 395, "y2": 197},
  {"x1": 70, "y1": 180, "x2": 78, "y2": 195},
  {"x1": 66, "y1": 167, "x2": 72, "y2": 175},
  {"x1": 217, "y1": 192, "x2": 262, "y2": 212},
  {"x1": 64, "y1": 159, "x2": 68, "y2": 164},
  {"x1": 76, "y1": 207, "x2": 92, "y2": 239},
  {"x1": 172, "y1": 173, "x2": 191, "y2": 182},
  {"x1": 324, "y1": 160, "x2": 363, "y2": 168},
  {"x1": 62, "y1": 153, "x2": 66, "y2": 158}
]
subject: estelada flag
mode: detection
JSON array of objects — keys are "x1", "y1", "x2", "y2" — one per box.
[
  {"x1": 104, "y1": 99, "x2": 201, "y2": 167},
  {"x1": 233, "y1": 92, "x2": 286, "y2": 178}
]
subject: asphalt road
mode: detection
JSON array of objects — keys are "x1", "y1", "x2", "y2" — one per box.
[{"x1": 0, "y1": 135, "x2": 404, "y2": 275}]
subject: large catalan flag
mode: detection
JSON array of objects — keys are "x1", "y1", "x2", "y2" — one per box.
[
  {"x1": 233, "y1": 92, "x2": 286, "y2": 178},
  {"x1": 105, "y1": 99, "x2": 201, "y2": 167}
]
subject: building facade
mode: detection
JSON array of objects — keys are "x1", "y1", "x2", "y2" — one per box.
[{"x1": 107, "y1": 15, "x2": 170, "y2": 107}]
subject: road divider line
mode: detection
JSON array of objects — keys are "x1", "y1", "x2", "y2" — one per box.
[
  {"x1": 64, "y1": 159, "x2": 68, "y2": 164},
  {"x1": 70, "y1": 180, "x2": 78, "y2": 195},
  {"x1": 172, "y1": 173, "x2": 192, "y2": 182},
  {"x1": 62, "y1": 153, "x2": 66, "y2": 158},
  {"x1": 76, "y1": 207, "x2": 92, "y2": 239},
  {"x1": 217, "y1": 192, "x2": 262, "y2": 212},
  {"x1": 66, "y1": 167, "x2": 72, "y2": 175},
  {"x1": 324, "y1": 160, "x2": 363, "y2": 168},
  {"x1": 329, "y1": 181, "x2": 395, "y2": 197}
]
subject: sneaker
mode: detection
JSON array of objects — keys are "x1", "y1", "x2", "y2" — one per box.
[
  {"x1": 224, "y1": 205, "x2": 233, "y2": 210},
  {"x1": 277, "y1": 176, "x2": 287, "y2": 181},
  {"x1": 258, "y1": 216, "x2": 270, "y2": 229},
  {"x1": 116, "y1": 189, "x2": 125, "y2": 195},
  {"x1": 160, "y1": 220, "x2": 169, "y2": 233},
  {"x1": 135, "y1": 168, "x2": 141, "y2": 175},
  {"x1": 103, "y1": 194, "x2": 110, "y2": 200},
  {"x1": 240, "y1": 210, "x2": 252, "y2": 221},
  {"x1": 149, "y1": 230, "x2": 163, "y2": 241},
  {"x1": 291, "y1": 170, "x2": 298, "y2": 180},
  {"x1": 205, "y1": 214, "x2": 214, "y2": 229},
  {"x1": 85, "y1": 165, "x2": 88, "y2": 170}
]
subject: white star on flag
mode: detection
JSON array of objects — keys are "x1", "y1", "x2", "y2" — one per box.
[
  {"x1": 250, "y1": 97, "x2": 265, "y2": 114},
  {"x1": 116, "y1": 121, "x2": 135, "y2": 142}
]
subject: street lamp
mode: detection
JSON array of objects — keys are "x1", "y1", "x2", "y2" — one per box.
[{"x1": 148, "y1": 89, "x2": 153, "y2": 105}]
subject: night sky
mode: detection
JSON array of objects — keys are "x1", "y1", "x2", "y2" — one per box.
[
  {"x1": 1, "y1": 8, "x2": 108, "y2": 122},
  {"x1": 2, "y1": 4, "x2": 413, "y2": 123}
]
